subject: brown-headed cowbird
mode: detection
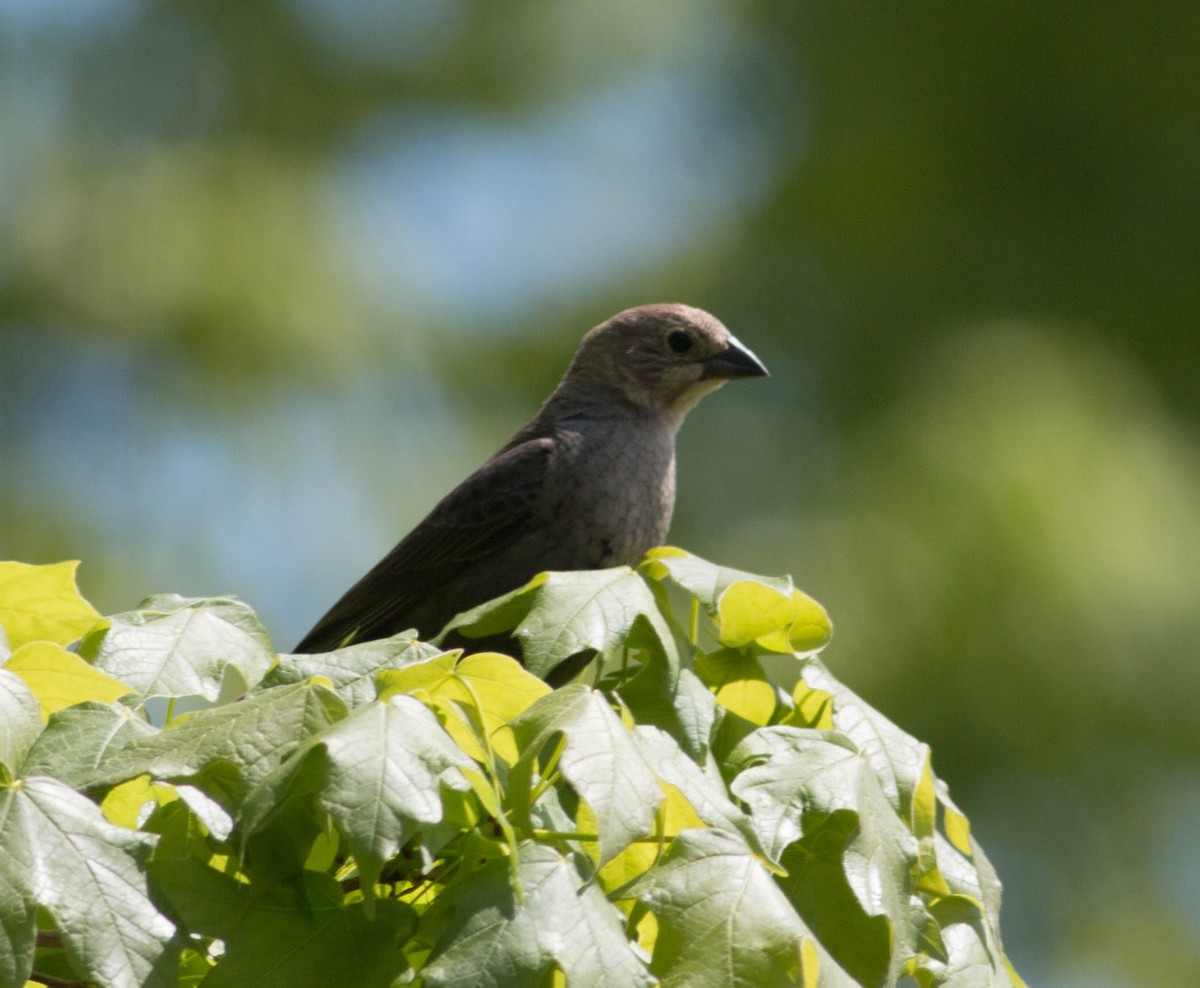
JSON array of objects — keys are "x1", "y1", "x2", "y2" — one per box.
[{"x1": 294, "y1": 303, "x2": 768, "y2": 655}]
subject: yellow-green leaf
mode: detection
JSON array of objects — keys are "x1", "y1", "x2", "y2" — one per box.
[
  {"x1": 787, "y1": 589, "x2": 833, "y2": 653},
  {"x1": 783, "y1": 678, "x2": 834, "y2": 730},
  {"x1": 716, "y1": 580, "x2": 797, "y2": 648},
  {"x1": 590, "y1": 783, "x2": 704, "y2": 890},
  {"x1": 801, "y1": 937, "x2": 821, "y2": 988},
  {"x1": 940, "y1": 788, "x2": 973, "y2": 855},
  {"x1": 912, "y1": 749, "x2": 937, "y2": 840},
  {"x1": 101, "y1": 774, "x2": 176, "y2": 828},
  {"x1": 5, "y1": 641, "x2": 132, "y2": 715},
  {"x1": 0, "y1": 561, "x2": 102, "y2": 648},
  {"x1": 693, "y1": 650, "x2": 776, "y2": 725},
  {"x1": 377, "y1": 651, "x2": 550, "y2": 763}
]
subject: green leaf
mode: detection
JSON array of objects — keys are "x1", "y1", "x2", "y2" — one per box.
[
  {"x1": 242, "y1": 694, "x2": 473, "y2": 891},
  {"x1": 4, "y1": 640, "x2": 133, "y2": 714},
  {"x1": 802, "y1": 657, "x2": 929, "y2": 821},
  {"x1": 511, "y1": 685, "x2": 662, "y2": 863},
  {"x1": 443, "y1": 566, "x2": 678, "y2": 680},
  {"x1": 629, "y1": 828, "x2": 856, "y2": 988},
  {"x1": 21, "y1": 701, "x2": 157, "y2": 787},
  {"x1": 422, "y1": 840, "x2": 655, "y2": 988},
  {"x1": 926, "y1": 892, "x2": 1022, "y2": 987},
  {"x1": 265, "y1": 632, "x2": 444, "y2": 707},
  {"x1": 87, "y1": 681, "x2": 346, "y2": 801},
  {"x1": 0, "y1": 670, "x2": 42, "y2": 773},
  {"x1": 0, "y1": 560, "x2": 101, "y2": 649},
  {"x1": 0, "y1": 776, "x2": 176, "y2": 988},
  {"x1": 82, "y1": 594, "x2": 276, "y2": 702},
  {"x1": 731, "y1": 728, "x2": 916, "y2": 926},
  {"x1": 151, "y1": 859, "x2": 415, "y2": 988},
  {"x1": 774, "y1": 812, "x2": 896, "y2": 988},
  {"x1": 619, "y1": 662, "x2": 717, "y2": 762}
]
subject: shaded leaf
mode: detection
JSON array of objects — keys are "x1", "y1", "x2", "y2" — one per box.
[
  {"x1": 0, "y1": 560, "x2": 101, "y2": 649},
  {"x1": 774, "y1": 812, "x2": 896, "y2": 988},
  {"x1": 422, "y1": 841, "x2": 655, "y2": 988},
  {"x1": 152, "y1": 859, "x2": 415, "y2": 988}
]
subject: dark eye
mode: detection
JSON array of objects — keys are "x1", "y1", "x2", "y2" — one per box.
[{"x1": 667, "y1": 330, "x2": 693, "y2": 354}]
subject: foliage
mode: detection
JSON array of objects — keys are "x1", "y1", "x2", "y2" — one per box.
[{"x1": 0, "y1": 554, "x2": 1024, "y2": 988}]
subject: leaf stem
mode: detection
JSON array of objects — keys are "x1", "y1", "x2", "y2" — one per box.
[
  {"x1": 528, "y1": 734, "x2": 566, "y2": 805},
  {"x1": 532, "y1": 829, "x2": 599, "y2": 843}
]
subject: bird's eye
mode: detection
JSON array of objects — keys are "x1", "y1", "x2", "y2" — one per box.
[{"x1": 667, "y1": 330, "x2": 693, "y2": 354}]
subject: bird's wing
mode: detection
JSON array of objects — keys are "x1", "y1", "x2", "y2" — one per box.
[{"x1": 293, "y1": 436, "x2": 555, "y2": 653}]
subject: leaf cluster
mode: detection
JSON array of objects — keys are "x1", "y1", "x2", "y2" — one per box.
[{"x1": 0, "y1": 554, "x2": 1024, "y2": 987}]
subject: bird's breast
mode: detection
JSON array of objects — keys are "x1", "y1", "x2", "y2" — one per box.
[{"x1": 542, "y1": 421, "x2": 676, "y2": 569}]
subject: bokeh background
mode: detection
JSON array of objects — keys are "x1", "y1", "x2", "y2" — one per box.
[{"x1": 2, "y1": 2, "x2": 1197, "y2": 983}]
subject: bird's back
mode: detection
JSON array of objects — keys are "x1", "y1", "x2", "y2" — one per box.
[{"x1": 293, "y1": 404, "x2": 675, "y2": 652}]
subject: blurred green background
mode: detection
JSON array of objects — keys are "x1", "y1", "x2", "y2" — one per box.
[{"x1": 2, "y1": 2, "x2": 1197, "y2": 983}]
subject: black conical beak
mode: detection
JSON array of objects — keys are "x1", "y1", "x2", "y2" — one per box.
[{"x1": 700, "y1": 334, "x2": 769, "y2": 380}]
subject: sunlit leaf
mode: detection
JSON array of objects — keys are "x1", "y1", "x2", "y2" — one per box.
[
  {"x1": 0, "y1": 561, "x2": 101, "y2": 649},
  {"x1": 633, "y1": 725, "x2": 768, "y2": 862},
  {"x1": 511, "y1": 686, "x2": 662, "y2": 863},
  {"x1": 82, "y1": 594, "x2": 275, "y2": 702},
  {"x1": 267, "y1": 632, "x2": 444, "y2": 707},
  {"x1": 693, "y1": 649, "x2": 776, "y2": 725},
  {"x1": 87, "y1": 681, "x2": 346, "y2": 800},
  {"x1": 378, "y1": 650, "x2": 550, "y2": 763},
  {"x1": 629, "y1": 828, "x2": 858, "y2": 987},
  {"x1": 20, "y1": 701, "x2": 158, "y2": 788},
  {"x1": 443, "y1": 566, "x2": 677, "y2": 680},
  {"x1": 4, "y1": 640, "x2": 132, "y2": 715},
  {"x1": 0, "y1": 776, "x2": 176, "y2": 988},
  {"x1": 0, "y1": 670, "x2": 42, "y2": 772},
  {"x1": 241, "y1": 694, "x2": 473, "y2": 891}
]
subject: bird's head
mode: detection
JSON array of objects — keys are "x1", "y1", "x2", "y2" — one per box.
[{"x1": 564, "y1": 303, "x2": 768, "y2": 424}]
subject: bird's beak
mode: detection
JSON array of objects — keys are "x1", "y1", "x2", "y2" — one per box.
[{"x1": 699, "y1": 335, "x2": 770, "y2": 380}]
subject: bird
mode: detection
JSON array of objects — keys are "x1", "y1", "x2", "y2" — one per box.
[{"x1": 294, "y1": 303, "x2": 768, "y2": 659}]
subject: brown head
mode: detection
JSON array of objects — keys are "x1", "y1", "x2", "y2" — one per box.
[{"x1": 559, "y1": 303, "x2": 768, "y2": 424}]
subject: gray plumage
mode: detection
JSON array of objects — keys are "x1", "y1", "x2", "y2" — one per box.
[{"x1": 294, "y1": 303, "x2": 768, "y2": 655}]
